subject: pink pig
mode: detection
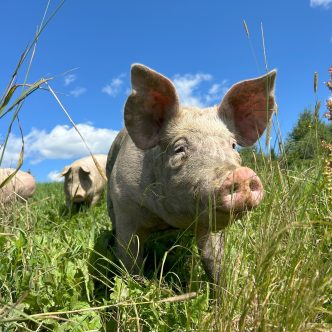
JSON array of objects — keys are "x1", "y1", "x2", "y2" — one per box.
[
  {"x1": 0, "y1": 168, "x2": 36, "y2": 204},
  {"x1": 62, "y1": 154, "x2": 107, "y2": 208},
  {"x1": 106, "y1": 64, "x2": 276, "y2": 281}
]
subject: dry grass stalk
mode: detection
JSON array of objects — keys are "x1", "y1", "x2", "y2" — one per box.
[
  {"x1": 322, "y1": 141, "x2": 332, "y2": 193},
  {"x1": 323, "y1": 66, "x2": 332, "y2": 121},
  {"x1": 322, "y1": 66, "x2": 332, "y2": 195}
]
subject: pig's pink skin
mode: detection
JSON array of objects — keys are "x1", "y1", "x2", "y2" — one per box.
[
  {"x1": 0, "y1": 169, "x2": 36, "y2": 203},
  {"x1": 219, "y1": 167, "x2": 264, "y2": 212},
  {"x1": 106, "y1": 64, "x2": 277, "y2": 281}
]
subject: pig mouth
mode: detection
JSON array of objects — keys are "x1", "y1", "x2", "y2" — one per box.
[
  {"x1": 73, "y1": 196, "x2": 86, "y2": 203},
  {"x1": 197, "y1": 207, "x2": 244, "y2": 230},
  {"x1": 215, "y1": 205, "x2": 247, "y2": 218}
]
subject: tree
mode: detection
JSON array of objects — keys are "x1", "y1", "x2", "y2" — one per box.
[{"x1": 284, "y1": 109, "x2": 332, "y2": 166}]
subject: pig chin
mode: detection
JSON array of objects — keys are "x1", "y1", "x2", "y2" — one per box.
[{"x1": 72, "y1": 195, "x2": 87, "y2": 203}]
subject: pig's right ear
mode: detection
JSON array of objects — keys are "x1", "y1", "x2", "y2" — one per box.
[
  {"x1": 61, "y1": 166, "x2": 71, "y2": 176},
  {"x1": 124, "y1": 64, "x2": 180, "y2": 150},
  {"x1": 218, "y1": 70, "x2": 277, "y2": 147},
  {"x1": 80, "y1": 165, "x2": 90, "y2": 174}
]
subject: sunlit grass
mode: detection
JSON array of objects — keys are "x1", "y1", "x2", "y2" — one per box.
[
  {"x1": 0, "y1": 6, "x2": 331, "y2": 330},
  {"x1": 0, "y1": 153, "x2": 331, "y2": 331}
]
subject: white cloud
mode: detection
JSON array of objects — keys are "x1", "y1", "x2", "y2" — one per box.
[
  {"x1": 69, "y1": 87, "x2": 87, "y2": 97},
  {"x1": 2, "y1": 124, "x2": 118, "y2": 165},
  {"x1": 102, "y1": 74, "x2": 125, "y2": 97},
  {"x1": 48, "y1": 170, "x2": 63, "y2": 182},
  {"x1": 310, "y1": 0, "x2": 332, "y2": 8},
  {"x1": 172, "y1": 73, "x2": 212, "y2": 107},
  {"x1": 28, "y1": 124, "x2": 118, "y2": 162},
  {"x1": 0, "y1": 133, "x2": 23, "y2": 167},
  {"x1": 205, "y1": 81, "x2": 228, "y2": 104},
  {"x1": 172, "y1": 73, "x2": 228, "y2": 107},
  {"x1": 64, "y1": 74, "x2": 76, "y2": 86}
]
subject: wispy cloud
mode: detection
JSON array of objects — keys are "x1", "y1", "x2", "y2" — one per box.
[
  {"x1": 310, "y1": 0, "x2": 332, "y2": 8},
  {"x1": 172, "y1": 73, "x2": 228, "y2": 108},
  {"x1": 64, "y1": 74, "x2": 76, "y2": 86},
  {"x1": 205, "y1": 81, "x2": 228, "y2": 104},
  {"x1": 173, "y1": 73, "x2": 212, "y2": 107},
  {"x1": 2, "y1": 124, "x2": 118, "y2": 165},
  {"x1": 69, "y1": 86, "x2": 87, "y2": 97},
  {"x1": 0, "y1": 134, "x2": 23, "y2": 168},
  {"x1": 48, "y1": 170, "x2": 63, "y2": 182},
  {"x1": 102, "y1": 74, "x2": 125, "y2": 97}
]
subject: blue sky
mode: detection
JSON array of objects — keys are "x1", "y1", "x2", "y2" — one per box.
[{"x1": 0, "y1": 0, "x2": 331, "y2": 182}]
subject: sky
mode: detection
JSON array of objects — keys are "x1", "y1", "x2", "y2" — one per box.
[{"x1": 0, "y1": 0, "x2": 331, "y2": 182}]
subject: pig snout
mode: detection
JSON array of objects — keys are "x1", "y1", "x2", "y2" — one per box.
[
  {"x1": 72, "y1": 186, "x2": 86, "y2": 203},
  {"x1": 219, "y1": 167, "x2": 263, "y2": 212}
]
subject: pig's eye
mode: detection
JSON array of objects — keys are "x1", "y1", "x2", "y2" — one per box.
[
  {"x1": 232, "y1": 142, "x2": 237, "y2": 149},
  {"x1": 170, "y1": 142, "x2": 188, "y2": 168},
  {"x1": 174, "y1": 145, "x2": 187, "y2": 154}
]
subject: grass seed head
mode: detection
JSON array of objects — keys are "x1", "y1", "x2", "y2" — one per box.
[{"x1": 321, "y1": 140, "x2": 332, "y2": 194}]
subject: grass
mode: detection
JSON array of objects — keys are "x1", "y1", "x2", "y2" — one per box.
[
  {"x1": 0, "y1": 153, "x2": 331, "y2": 331},
  {"x1": 0, "y1": 8, "x2": 331, "y2": 329}
]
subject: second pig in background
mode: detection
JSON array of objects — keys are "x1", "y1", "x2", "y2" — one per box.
[
  {"x1": 62, "y1": 154, "x2": 107, "y2": 209},
  {"x1": 0, "y1": 168, "x2": 36, "y2": 204}
]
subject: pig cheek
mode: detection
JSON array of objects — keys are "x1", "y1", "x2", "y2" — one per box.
[
  {"x1": 80, "y1": 174, "x2": 93, "y2": 195},
  {"x1": 64, "y1": 178, "x2": 72, "y2": 196},
  {"x1": 162, "y1": 156, "x2": 196, "y2": 209}
]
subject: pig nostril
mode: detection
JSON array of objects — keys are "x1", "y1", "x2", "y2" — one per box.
[
  {"x1": 249, "y1": 179, "x2": 260, "y2": 191},
  {"x1": 227, "y1": 183, "x2": 240, "y2": 194},
  {"x1": 233, "y1": 183, "x2": 240, "y2": 192}
]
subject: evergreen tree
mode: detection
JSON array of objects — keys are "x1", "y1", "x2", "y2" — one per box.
[{"x1": 284, "y1": 109, "x2": 332, "y2": 166}]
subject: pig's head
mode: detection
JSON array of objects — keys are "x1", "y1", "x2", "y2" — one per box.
[
  {"x1": 62, "y1": 165, "x2": 93, "y2": 204},
  {"x1": 125, "y1": 64, "x2": 276, "y2": 230}
]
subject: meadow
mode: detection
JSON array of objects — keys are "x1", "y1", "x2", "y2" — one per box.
[
  {"x1": 0, "y1": 8, "x2": 331, "y2": 329},
  {"x1": 0, "y1": 144, "x2": 331, "y2": 331}
]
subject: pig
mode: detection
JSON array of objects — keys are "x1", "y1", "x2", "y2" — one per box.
[
  {"x1": 106, "y1": 64, "x2": 276, "y2": 281},
  {"x1": 0, "y1": 168, "x2": 36, "y2": 204},
  {"x1": 61, "y1": 154, "x2": 108, "y2": 208}
]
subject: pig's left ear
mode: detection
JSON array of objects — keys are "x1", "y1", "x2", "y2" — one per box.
[
  {"x1": 80, "y1": 165, "x2": 90, "y2": 174},
  {"x1": 218, "y1": 70, "x2": 277, "y2": 147},
  {"x1": 124, "y1": 64, "x2": 180, "y2": 150},
  {"x1": 61, "y1": 166, "x2": 71, "y2": 176}
]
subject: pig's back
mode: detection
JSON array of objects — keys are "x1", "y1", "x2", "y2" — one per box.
[
  {"x1": 0, "y1": 168, "x2": 36, "y2": 202},
  {"x1": 71, "y1": 154, "x2": 107, "y2": 174}
]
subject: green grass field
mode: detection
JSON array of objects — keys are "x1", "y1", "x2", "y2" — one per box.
[
  {"x1": 0, "y1": 154, "x2": 331, "y2": 331},
  {"x1": 1, "y1": 6, "x2": 331, "y2": 330}
]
